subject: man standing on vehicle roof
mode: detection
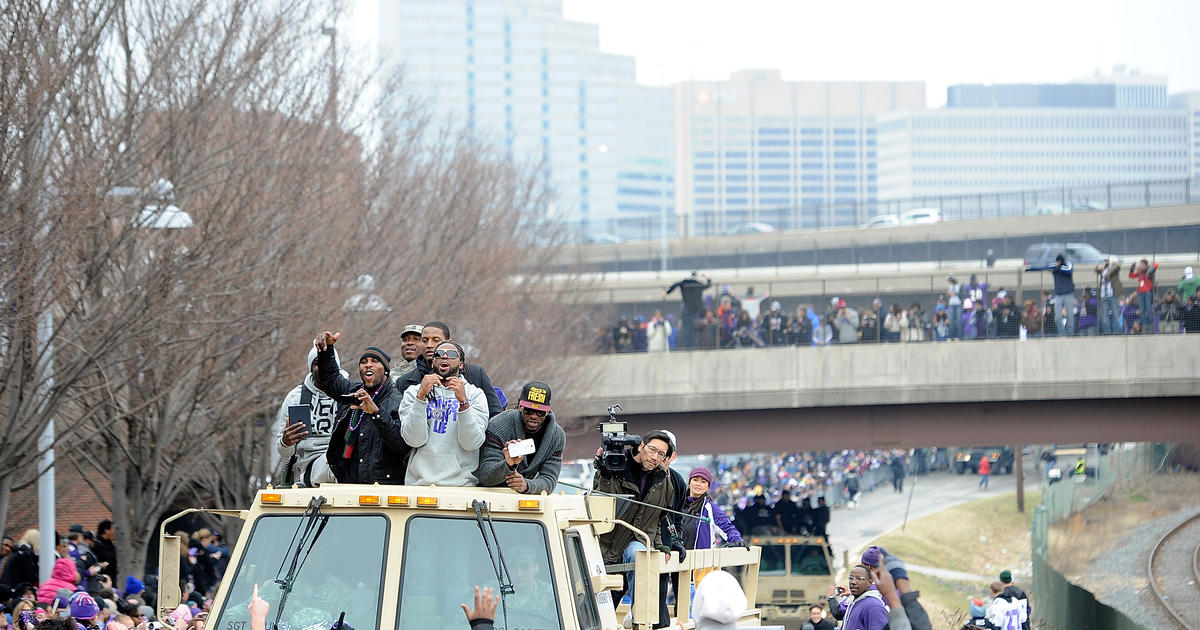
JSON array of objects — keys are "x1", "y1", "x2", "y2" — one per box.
[
  {"x1": 394, "y1": 321, "x2": 503, "y2": 417},
  {"x1": 399, "y1": 340, "x2": 488, "y2": 486},
  {"x1": 592, "y1": 430, "x2": 686, "y2": 620},
  {"x1": 476, "y1": 381, "x2": 566, "y2": 494},
  {"x1": 391, "y1": 324, "x2": 423, "y2": 381},
  {"x1": 315, "y1": 331, "x2": 411, "y2": 484},
  {"x1": 275, "y1": 346, "x2": 345, "y2": 487}
]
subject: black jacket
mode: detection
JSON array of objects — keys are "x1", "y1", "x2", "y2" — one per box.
[
  {"x1": 395, "y1": 356, "x2": 503, "y2": 417},
  {"x1": 318, "y1": 346, "x2": 410, "y2": 483},
  {"x1": 92, "y1": 538, "x2": 117, "y2": 581},
  {"x1": 1, "y1": 544, "x2": 39, "y2": 586}
]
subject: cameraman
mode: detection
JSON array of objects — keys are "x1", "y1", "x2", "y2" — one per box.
[{"x1": 593, "y1": 430, "x2": 685, "y2": 619}]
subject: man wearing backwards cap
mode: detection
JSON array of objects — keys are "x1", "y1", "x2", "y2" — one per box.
[
  {"x1": 274, "y1": 344, "x2": 347, "y2": 487},
  {"x1": 476, "y1": 381, "x2": 566, "y2": 494},
  {"x1": 314, "y1": 330, "x2": 410, "y2": 484}
]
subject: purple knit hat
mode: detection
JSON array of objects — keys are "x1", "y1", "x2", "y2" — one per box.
[
  {"x1": 688, "y1": 467, "x2": 714, "y2": 485},
  {"x1": 861, "y1": 546, "x2": 881, "y2": 568}
]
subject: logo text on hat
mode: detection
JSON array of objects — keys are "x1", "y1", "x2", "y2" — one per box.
[{"x1": 527, "y1": 387, "x2": 547, "y2": 403}]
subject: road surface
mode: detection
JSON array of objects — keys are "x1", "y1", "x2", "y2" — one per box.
[{"x1": 830, "y1": 458, "x2": 1033, "y2": 574}]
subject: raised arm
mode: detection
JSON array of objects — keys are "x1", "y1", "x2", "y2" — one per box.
[{"x1": 457, "y1": 386, "x2": 488, "y2": 451}]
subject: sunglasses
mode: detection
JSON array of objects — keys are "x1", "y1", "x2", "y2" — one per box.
[
  {"x1": 432, "y1": 348, "x2": 460, "y2": 359},
  {"x1": 521, "y1": 407, "x2": 547, "y2": 418}
]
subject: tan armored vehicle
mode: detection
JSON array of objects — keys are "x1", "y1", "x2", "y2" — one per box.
[
  {"x1": 158, "y1": 485, "x2": 764, "y2": 630},
  {"x1": 741, "y1": 535, "x2": 835, "y2": 629}
]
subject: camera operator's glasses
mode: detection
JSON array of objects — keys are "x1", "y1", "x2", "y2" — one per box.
[
  {"x1": 643, "y1": 444, "x2": 668, "y2": 459},
  {"x1": 432, "y1": 348, "x2": 461, "y2": 359},
  {"x1": 521, "y1": 407, "x2": 547, "y2": 418},
  {"x1": 848, "y1": 575, "x2": 870, "y2": 583}
]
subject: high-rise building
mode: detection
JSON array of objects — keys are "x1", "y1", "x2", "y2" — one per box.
[
  {"x1": 877, "y1": 73, "x2": 1190, "y2": 213},
  {"x1": 377, "y1": 0, "x2": 672, "y2": 240},
  {"x1": 1169, "y1": 92, "x2": 1200, "y2": 180},
  {"x1": 673, "y1": 70, "x2": 925, "y2": 233}
]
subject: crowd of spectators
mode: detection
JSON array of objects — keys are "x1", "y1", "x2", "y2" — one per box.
[
  {"x1": 595, "y1": 264, "x2": 1200, "y2": 352},
  {"x1": 694, "y1": 448, "x2": 946, "y2": 535},
  {"x1": 0, "y1": 522, "x2": 226, "y2": 630}
]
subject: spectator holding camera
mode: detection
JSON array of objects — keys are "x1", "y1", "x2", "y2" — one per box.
[
  {"x1": 1157, "y1": 289, "x2": 1183, "y2": 334},
  {"x1": 1129, "y1": 259, "x2": 1158, "y2": 333},
  {"x1": 646, "y1": 310, "x2": 672, "y2": 353},
  {"x1": 477, "y1": 381, "x2": 565, "y2": 494}
]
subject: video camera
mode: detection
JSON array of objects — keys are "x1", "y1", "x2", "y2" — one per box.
[{"x1": 597, "y1": 404, "x2": 640, "y2": 473}]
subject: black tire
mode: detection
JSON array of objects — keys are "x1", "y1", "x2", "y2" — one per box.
[{"x1": 955, "y1": 462, "x2": 966, "y2": 475}]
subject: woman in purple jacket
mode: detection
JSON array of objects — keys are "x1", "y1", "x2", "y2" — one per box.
[{"x1": 682, "y1": 467, "x2": 743, "y2": 549}]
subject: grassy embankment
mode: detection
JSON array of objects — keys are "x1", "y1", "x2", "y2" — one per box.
[{"x1": 863, "y1": 490, "x2": 1040, "y2": 630}]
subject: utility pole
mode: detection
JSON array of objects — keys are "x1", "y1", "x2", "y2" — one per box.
[{"x1": 1015, "y1": 443, "x2": 1025, "y2": 513}]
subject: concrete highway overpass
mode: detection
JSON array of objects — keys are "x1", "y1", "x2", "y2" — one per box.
[
  {"x1": 560, "y1": 335, "x2": 1200, "y2": 458},
  {"x1": 556, "y1": 203, "x2": 1200, "y2": 274}
]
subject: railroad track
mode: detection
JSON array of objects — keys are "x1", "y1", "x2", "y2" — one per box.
[{"x1": 1148, "y1": 511, "x2": 1200, "y2": 628}]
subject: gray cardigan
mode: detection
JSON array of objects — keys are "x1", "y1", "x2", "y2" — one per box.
[{"x1": 476, "y1": 409, "x2": 566, "y2": 494}]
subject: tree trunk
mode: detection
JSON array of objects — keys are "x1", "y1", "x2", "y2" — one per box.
[
  {"x1": 0, "y1": 473, "x2": 12, "y2": 538},
  {"x1": 109, "y1": 432, "x2": 132, "y2": 583}
]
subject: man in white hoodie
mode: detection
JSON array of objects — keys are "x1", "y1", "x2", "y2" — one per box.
[
  {"x1": 273, "y1": 346, "x2": 345, "y2": 487},
  {"x1": 399, "y1": 340, "x2": 488, "y2": 486}
]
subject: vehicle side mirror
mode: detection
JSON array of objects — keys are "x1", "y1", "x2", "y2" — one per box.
[{"x1": 157, "y1": 534, "x2": 182, "y2": 619}]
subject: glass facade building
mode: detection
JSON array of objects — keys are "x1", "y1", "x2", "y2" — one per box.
[
  {"x1": 877, "y1": 76, "x2": 1190, "y2": 208},
  {"x1": 673, "y1": 70, "x2": 925, "y2": 233},
  {"x1": 377, "y1": 0, "x2": 673, "y2": 240}
]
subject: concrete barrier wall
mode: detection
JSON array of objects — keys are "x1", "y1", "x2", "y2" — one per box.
[{"x1": 575, "y1": 335, "x2": 1200, "y2": 414}]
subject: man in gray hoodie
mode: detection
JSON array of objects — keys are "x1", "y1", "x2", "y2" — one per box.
[
  {"x1": 274, "y1": 346, "x2": 345, "y2": 487},
  {"x1": 399, "y1": 340, "x2": 488, "y2": 486},
  {"x1": 476, "y1": 381, "x2": 566, "y2": 494}
]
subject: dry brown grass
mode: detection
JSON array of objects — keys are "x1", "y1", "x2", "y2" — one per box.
[
  {"x1": 1048, "y1": 472, "x2": 1200, "y2": 579},
  {"x1": 873, "y1": 491, "x2": 1039, "y2": 629}
]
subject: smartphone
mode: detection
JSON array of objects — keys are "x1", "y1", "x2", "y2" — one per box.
[
  {"x1": 507, "y1": 438, "x2": 536, "y2": 458},
  {"x1": 287, "y1": 405, "x2": 313, "y2": 432}
]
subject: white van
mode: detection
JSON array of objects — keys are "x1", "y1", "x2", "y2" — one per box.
[{"x1": 899, "y1": 207, "x2": 942, "y2": 225}]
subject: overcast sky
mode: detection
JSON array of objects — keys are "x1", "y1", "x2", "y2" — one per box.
[{"x1": 352, "y1": 0, "x2": 1200, "y2": 107}]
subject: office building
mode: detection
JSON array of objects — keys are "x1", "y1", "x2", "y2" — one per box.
[
  {"x1": 1170, "y1": 92, "x2": 1200, "y2": 180},
  {"x1": 377, "y1": 0, "x2": 673, "y2": 239},
  {"x1": 674, "y1": 70, "x2": 925, "y2": 233},
  {"x1": 877, "y1": 74, "x2": 1189, "y2": 212}
]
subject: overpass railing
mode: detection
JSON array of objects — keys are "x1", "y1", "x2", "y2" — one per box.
[
  {"x1": 571, "y1": 178, "x2": 1200, "y2": 242},
  {"x1": 1030, "y1": 443, "x2": 1159, "y2": 630},
  {"x1": 597, "y1": 261, "x2": 1199, "y2": 342}
]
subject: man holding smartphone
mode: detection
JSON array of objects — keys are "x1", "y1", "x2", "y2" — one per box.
[
  {"x1": 476, "y1": 381, "x2": 565, "y2": 494},
  {"x1": 274, "y1": 346, "x2": 346, "y2": 487}
]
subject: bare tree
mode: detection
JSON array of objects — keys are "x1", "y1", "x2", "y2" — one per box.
[{"x1": 2, "y1": 0, "x2": 595, "y2": 584}]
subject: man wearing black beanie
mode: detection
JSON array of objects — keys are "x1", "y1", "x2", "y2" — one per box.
[{"x1": 314, "y1": 330, "x2": 410, "y2": 483}]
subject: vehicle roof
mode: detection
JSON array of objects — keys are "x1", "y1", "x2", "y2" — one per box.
[{"x1": 252, "y1": 484, "x2": 594, "y2": 516}]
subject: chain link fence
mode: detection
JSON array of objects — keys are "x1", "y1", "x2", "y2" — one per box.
[{"x1": 1030, "y1": 444, "x2": 1160, "y2": 629}]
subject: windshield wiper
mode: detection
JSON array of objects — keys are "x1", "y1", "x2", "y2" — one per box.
[
  {"x1": 472, "y1": 499, "x2": 514, "y2": 630},
  {"x1": 271, "y1": 495, "x2": 329, "y2": 630}
]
